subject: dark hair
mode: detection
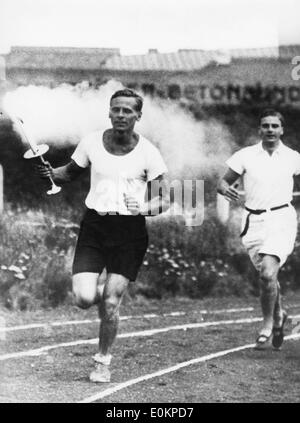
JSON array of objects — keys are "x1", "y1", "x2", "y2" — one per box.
[
  {"x1": 259, "y1": 109, "x2": 285, "y2": 126},
  {"x1": 110, "y1": 88, "x2": 143, "y2": 112}
]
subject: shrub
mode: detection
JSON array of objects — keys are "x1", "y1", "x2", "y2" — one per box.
[
  {"x1": 0, "y1": 208, "x2": 77, "y2": 310},
  {"x1": 2, "y1": 202, "x2": 300, "y2": 310},
  {"x1": 135, "y1": 213, "x2": 258, "y2": 299}
]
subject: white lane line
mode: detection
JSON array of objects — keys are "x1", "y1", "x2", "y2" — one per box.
[
  {"x1": 0, "y1": 316, "x2": 264, "y2": 361},
  {"x1": 0, "y1": 307, "x2": 256, "y2": 333},
  {"x1": 2, "y1": 314, "x2": 300, "y2": 362},
  {"x1": 3, "y1": 304, "x2": 300, "y2": 333},
  {"x1": 78, "y1": 332, "x2": 300, "y2": 403},
  {"x1": 0, "y1": 320, "x2": 96, "y2": 333}
]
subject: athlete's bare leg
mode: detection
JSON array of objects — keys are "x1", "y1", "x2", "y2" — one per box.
[
  {"x1": 72, "y1": 272, "x2": 101, "y2": 308},
  {"x1": 258, "y1": 255, "x2": 281, "y2": 337},
  {"x1": 90, "y1": 273, "x2": 129, "y2": 382}
]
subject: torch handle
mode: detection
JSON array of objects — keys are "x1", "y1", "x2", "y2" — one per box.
[
  {"x1": 23, "y1": 144, "x2": 61, "y2": 194},
  {"x1": 38, "y1": 155, "x2": 57, "y2": 188},
  {"x1": 38, "y1": 154, "x2": 62, "y2": 195}
]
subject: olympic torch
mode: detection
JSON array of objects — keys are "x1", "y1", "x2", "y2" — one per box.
[{"x1": 7, "y1": 112, "x2": 61, "y2": 195}]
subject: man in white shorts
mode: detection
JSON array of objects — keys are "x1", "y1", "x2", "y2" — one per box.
[
  {"x1": 37, "y1": 88, "x2": 169, "y2": 382},
  {"x1": 218, "y1": 109, "x2": 300, "y2": 350}
]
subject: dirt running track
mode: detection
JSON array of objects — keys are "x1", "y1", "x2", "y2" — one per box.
[{"x1": 0, "y1": 294, "x2": 300, "y2": 403}]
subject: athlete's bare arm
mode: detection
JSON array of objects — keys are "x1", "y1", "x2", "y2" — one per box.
[
  {"x1": 217, "y1": 168, "x2": 241, "y2": 202},
  {"x1": 36, "y1": 159, "x2": 86, "y2": 185}
]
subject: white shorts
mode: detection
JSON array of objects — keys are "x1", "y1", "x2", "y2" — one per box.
[{"x1": 241, "y1": 205, "x2": 298, "y2": 271}]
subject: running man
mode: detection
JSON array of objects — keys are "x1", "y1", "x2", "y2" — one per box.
[
  {"x1": 37, "y1": 88, "x2": 169, "y2": 382},
  {"x1": 218, "y1": 109, "x2": 300, "y2": 350}
]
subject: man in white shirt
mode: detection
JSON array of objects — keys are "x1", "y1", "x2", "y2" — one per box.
[
  {"x1": 37, "y1": 88, "x2": 169, "y2": 382},
  {"x1": 218, "y1": 109, "x2": 300, "y2": 350}
]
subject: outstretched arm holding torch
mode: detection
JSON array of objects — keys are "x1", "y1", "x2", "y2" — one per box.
[
  {"x1": 36, "y1": 159, "x2": 86, "y2": 185},
  {"x1": 3, "y1": 110, "x2": 83, "y2": 194}
]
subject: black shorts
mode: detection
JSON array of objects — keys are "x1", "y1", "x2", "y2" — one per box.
[{"x1": 72, "y1": 208, "x2": 148, "y2": 281}]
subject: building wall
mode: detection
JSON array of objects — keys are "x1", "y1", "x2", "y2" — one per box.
[{"x1": 3, "y1": 56, "x2": 300, "y2": 107}]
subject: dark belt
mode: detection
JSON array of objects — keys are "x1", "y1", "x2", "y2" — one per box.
[{"x1": 240, "y1": 203, "x2": 290, "y2": 238}]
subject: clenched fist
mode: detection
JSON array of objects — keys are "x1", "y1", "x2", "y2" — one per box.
[
  {"x1": 123, "y1": 193, "x2": 141, "y2": 215},
  {"x1": 34, "y1": 161, "x2": 54, "y2": 180}
]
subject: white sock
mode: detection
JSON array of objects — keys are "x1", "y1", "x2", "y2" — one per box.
[{"x1": 93, "y1": 353, "x2": 112, "y2": 366}]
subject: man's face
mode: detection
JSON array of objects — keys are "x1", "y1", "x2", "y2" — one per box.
[
  {"x1": 109, "y1": 96, "x2": 141, "y2": 131},
  {"x1": 259, "y1": 116, "x2": 283, "y2": 143}
]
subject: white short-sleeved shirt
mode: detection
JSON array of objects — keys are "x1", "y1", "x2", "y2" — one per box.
[
  {"x1": 226, "y1": 141, "x2": 300, "y2": 209},
  {"x1": 71, "y1": 130, "x2": 168, "y2": 214}
]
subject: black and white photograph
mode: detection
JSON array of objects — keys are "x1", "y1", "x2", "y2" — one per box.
[{"x1": 0, "y1": 0, "x2": 299, "y2": 405}]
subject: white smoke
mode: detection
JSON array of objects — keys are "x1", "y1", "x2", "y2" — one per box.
[
  {"x1": 3, "y1": 80, "x2": 235, "y2": 179},
  {"x1": 3, "y1": 80, "x2": 123, "y2": 144},
  {"x1": 138, "y1": 97, "x2": 234, "y2": 178}
]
